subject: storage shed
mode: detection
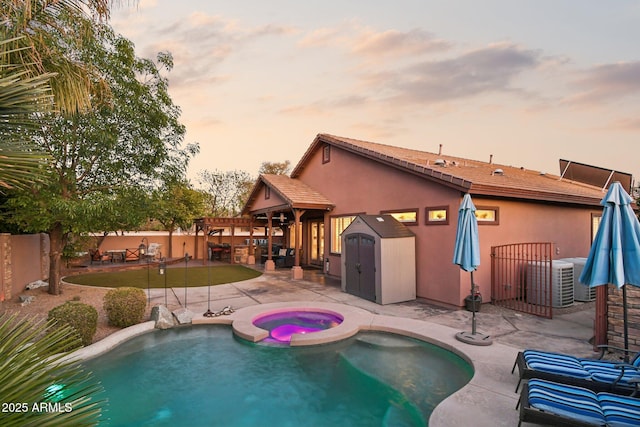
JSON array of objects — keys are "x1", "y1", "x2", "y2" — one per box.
[{"x1": 341, "y1": 215, "x2": 416, "y2": 304}]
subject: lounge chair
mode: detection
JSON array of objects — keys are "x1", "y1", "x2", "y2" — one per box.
[
  {"x1": 517, "y1": 378, "x2": 640, "y2": 427},
  {"x1": 512, "y1": 348, "x2": 640, "y2": 394}
]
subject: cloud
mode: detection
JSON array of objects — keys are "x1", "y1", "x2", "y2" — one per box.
[
  {"x1": 374, "y1": 43, "x2": 542, "y2": 104},
  {"x1": 298, "y1": 24, "x2": 450, "y2": 59},
  {"x1": 351, "y1": 28, "x2": 451, "y2": 57},
  {"x1": 567, "y1": 61, "x2": 640, "y2": 105},
  {"x1": 118, "y1": 12, "x2": 297, "y2": 88},
  {"x1": 603, "y1": 116, "x2": 640, "y2": 131}
]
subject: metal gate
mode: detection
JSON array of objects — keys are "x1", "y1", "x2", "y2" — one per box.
[{"x1": 491, "y1": 242, "x2": 554, "y2": 318}]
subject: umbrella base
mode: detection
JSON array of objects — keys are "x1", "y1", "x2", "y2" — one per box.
[{"x1": 455, "y1": 331, "x2": 493, "y2": 346}]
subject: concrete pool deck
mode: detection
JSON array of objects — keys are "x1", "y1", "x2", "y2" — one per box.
[{"x1": 70, "y1": 267, "x2": 596, "y2": 426}]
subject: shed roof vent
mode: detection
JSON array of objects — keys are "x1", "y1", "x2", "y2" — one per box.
[
  {"x1": 492, "y1": 168, "x2": 504, "y2": 176},
  {"x1": 434, "y1": 159, "x2": 446, "y2": 166}
]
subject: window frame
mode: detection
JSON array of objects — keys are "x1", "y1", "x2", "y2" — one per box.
[
  {"x1": 322, "y1": 144, "x2": 331, "y2": 164},
  {"x1": 329, "y1": 214, "x2": 358, "y2": 255},
  {"x1": 425, "y1": 206, "x2": 449, "y2": 225},
  {"x1": 474, "y1": 206, "x2": 499, "y2": 225},
  {"x1": 380, "y1": 208, "x2": 419, "y2": 226}
]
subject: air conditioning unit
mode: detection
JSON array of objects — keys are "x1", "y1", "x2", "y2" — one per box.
[
  {"x1": 558, "y1": 257, "x2": 595, "y2": 302},
  {"x1": 526, "y1": 260, "x2": 574, "y2": 308}
]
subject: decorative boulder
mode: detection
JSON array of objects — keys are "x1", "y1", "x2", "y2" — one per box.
[
  {"x1": 25, "y1": 280, "x2": 48, "y2": 290},
  {"x1": 151, "y1": 305, "x2": 176, "y2": 330},
  {"x1": 172, "y1": 307, "x2": 194, "y2": 325},
  {"x1": 19, "y1": 295, "x2": 35, "y2": 306}
]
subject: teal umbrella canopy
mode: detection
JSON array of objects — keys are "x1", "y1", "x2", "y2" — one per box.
[
  {"x1": 579, "y1": 182, "x2": 640, "y2": 288},
  {"x1": 453, "y1": 193, "x2": 481, "y2": 272},
  {"x1": 579, "y1": 181, "x2": 640, "y2": 358}
]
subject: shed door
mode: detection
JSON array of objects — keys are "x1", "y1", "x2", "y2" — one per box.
[{"x1": 344, "y1": 233, "x2": 376, "y2": 301}]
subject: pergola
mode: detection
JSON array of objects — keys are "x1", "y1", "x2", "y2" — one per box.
[{"x1": 193, "y1": 217, "x2": 265, "y2": 265}]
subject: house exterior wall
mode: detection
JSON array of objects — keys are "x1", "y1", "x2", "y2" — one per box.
[
  {"x1": 296, "y1": 142, "x2": 602, "y2": 308},
  {"x1": 249, "y1": 185, "x2": 288, "y2": 213}
]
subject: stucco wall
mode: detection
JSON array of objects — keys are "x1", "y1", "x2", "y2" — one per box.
[
  {"x1": 0, "y1": 233, "x2": 49, "y2": 302},
  {"x1": 295, "y1": 143, "x2": 602, "y2": 308}
]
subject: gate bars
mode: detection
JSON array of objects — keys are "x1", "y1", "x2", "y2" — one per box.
[{"x1": 491, "y1": 242, "x2": 554, "y2": 318}]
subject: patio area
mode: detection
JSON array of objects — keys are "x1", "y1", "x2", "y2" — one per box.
[{"x1": 68, "y1": 264, "x2": 596, "y2": 426}]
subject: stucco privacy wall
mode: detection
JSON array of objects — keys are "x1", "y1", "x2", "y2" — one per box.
[
  {"x1": 295, "y1": 141, "x2": 605, "y2": 307},
  {"x1": 0, "y1": 233, "x2": 49, "y2": 302}
]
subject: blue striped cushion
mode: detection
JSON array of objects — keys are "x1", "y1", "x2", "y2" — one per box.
[
  {"x1": 523, "y1": 351, "x2": 591, "y2": 379},
  {"x1": 599, "y1": 392, "x2": 640, "y2": 427},
  {"x1": 527, "y1": 379, "x2": 605, "y2": 426},
  {"x1": 583, "y1": 362, "x2": 640, "y2": 386}
]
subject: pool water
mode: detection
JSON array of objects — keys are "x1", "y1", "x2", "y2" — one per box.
[
  {"x1": 84, "y1": 326, "x2": 472, "y2": 426},
  {"x1": 252, "y1": 311, "x2": 343, "y2": 344}
]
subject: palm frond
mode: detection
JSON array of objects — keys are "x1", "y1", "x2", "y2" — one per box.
[
  {"x1": 0, "y1": 37, "x2": 52, "y2": 190},
  {"x1": 0, "y1": 313, "x2": 105, "y2": 427}
]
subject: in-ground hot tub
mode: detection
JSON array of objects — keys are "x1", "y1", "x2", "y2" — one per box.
[{"x1": 252, "y1": 310, "x2": 343, "y2": 344}]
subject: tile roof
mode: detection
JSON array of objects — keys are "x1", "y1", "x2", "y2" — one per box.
[
  {"x1": 243, "y1": 174, "x2": 334, "y2": 214},
  {"x1": 292, "y1": 133, "x2": 608, "y2": 206}
]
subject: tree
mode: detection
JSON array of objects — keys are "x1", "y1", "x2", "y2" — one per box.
[
  {"x1": 259, "y1": 160, "x2": 291, "y2": 175},
  {"x1": 151, "y1": 181, "x2": 207, "y2": 258},
  {"x1": 197, "y1": 169, "x2": 253, "y2": 217},
  {"x1": 5, "y1": 23, "x2": 196, "y2": 294}
]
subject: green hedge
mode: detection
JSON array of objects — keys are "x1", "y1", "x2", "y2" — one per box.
[
  {"x1": 103, "y1": 287, "x2": 147, "y2": 328},
  {"x1": 48, "y1": 302, "x2": 98, "y2": 348}
]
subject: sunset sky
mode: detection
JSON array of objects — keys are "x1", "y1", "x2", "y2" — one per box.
[{"x1": 111, "y1": 1, "x2": 640, "y2": 187}]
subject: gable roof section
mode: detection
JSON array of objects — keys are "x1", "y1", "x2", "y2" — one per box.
[
  {"x1": 242, "y1": 174, "x2": 334, "y2": 215},
  {"x1": 292, "y1": 133, "x2": 607, "y2": 206}
]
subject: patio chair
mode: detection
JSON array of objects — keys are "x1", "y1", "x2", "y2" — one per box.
[
  {"x1": 517, "y1": 378, "x2": 640, "y2": 427},
  {"x1": 124, "y1": 248, "x2": 140, "y2": 262},
  {"x1": 89, "y1": 249, "x2": 110, "y2": 264},
  {"x1": 145, "y1": 243, "x2": 162, "y2": 260},
  {"x1": 512, "y1": 348, "x2": 640, "y2": 394}
]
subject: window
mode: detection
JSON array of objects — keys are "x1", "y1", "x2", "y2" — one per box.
[
  {"x1": 381, "y1": 209, "x2": 418, "y2": 225},
  {"x1": 425, "y1": 206, "x2": 449, "y2": 225},
  {"x1": 330, "y1": 215, "x2": 355, "y2": 253},
  {"x1": 265, "y1": 186, "x2": 270, "y2": 200},
  {"x1": 322, "y1": 144, "x2": 331, "y2": 164},
  {"x1": 475, "y1": 206, "x2": 499, "y2": 225},
  {"x1": 591, "y1": 213, "x2": 602, "y2": 242}
]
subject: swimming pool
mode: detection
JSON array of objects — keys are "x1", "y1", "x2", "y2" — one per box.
[{"x1": 83, "y1": 325, "x2": 473, "y2": 426}]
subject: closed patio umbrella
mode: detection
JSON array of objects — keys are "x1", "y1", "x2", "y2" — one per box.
[
  {"x1": 453, "y1": 193, "x2": 492, "y2": 346},
  {"x1": 579, "y1": 181, "x2": 640, "y2": 361}
]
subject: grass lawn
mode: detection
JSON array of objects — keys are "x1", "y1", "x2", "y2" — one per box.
[{"x1": 65, "y1": 265, "x2": 262, "y2": 289}]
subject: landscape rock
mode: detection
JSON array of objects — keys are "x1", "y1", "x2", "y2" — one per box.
[
  {"x1": 172, "y1": 307, "x2": 194, "y2": 325},
  {"x1": 151, "y1": 305, "x2": 175, "y2": 330},
  {"x1": 19, "y1": 295, "x2": 35, "y2": 306},
  {"x1": 25, "y1": 280, "x2": 48, "y2": 290}
]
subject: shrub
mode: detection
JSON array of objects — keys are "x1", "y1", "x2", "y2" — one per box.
[
  {"x1": 103, "y1": 287, "x2": 147, "y2": 328},
  {"x1": 48, "y1": 302, "x2": 98, "y2": 348}
]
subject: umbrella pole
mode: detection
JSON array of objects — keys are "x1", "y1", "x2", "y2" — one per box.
[
  {"x1": 623, "y1": 286, "x2": 629, "y2": 363},
  {"x1": 471, "y1": 271, "x2": 477, "y2": 335}
]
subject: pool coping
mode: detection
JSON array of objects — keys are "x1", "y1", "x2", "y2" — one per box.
[{"x1": 65, "y1": 301, "x2": 520, "y2": 426}]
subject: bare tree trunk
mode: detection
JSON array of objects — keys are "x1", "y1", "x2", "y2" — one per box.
[{"x1": 48, "y1": 223, "x2": 65, "y2": 295}]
